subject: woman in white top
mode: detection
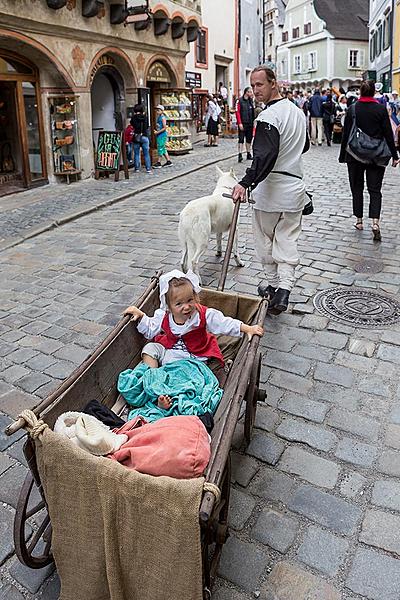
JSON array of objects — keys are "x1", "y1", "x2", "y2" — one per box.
[{"x1": 204, "y1": 95, "x2": 221, "y2": 147}]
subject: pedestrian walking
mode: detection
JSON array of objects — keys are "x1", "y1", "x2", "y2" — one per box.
[
  {"x1": 339, "y1": 79, "x2": 400, "y2": 240},
  {"x1": 236, "y1": 87, "x2": 255, "y2": 163},
  {"x1": 130, "y1": 105, "x2": 152, "y2": 174},
  {"x1": 321, "y1": 93, "x2": 336, "y2": 146},
  {"x1": 153, "y1": 105, "x2": 172, "y2": 169},
  {"x1": 232, "y1": 66, "x2": 309, "y2": 314},
  {"x1": 124, "y1": 119, "x2": 134, "y2": 166},
  {"x1": 204, "y1": 95, "x2": 220, "y2": 147},
  {"x1": 309, "y1": 88, "x2": 324, "y2": 145}
]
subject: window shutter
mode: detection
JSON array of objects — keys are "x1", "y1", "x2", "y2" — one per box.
[{"x1": 359, "y1": 49, "x2": 365, "y2": 68}]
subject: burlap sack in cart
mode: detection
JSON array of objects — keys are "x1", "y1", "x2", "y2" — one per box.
[{"x1": 35, "y1": 427, "x2": 204, "y2": 600}]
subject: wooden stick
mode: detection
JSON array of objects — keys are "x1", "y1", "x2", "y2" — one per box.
[{"x1": 217, "y1": 199, "x2": 240, "y2": 292}]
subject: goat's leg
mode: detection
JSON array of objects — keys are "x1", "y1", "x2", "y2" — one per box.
[{"x1": 215, "y1": 232, "x2": 222, "y2": 257}]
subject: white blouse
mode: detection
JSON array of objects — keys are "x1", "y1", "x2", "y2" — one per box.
[{"x1": 138, "y1": 307, "x2": 242, "y2": 363}]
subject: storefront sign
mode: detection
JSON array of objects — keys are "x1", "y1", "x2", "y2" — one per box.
[
  {"x1": 95, "y1": 131, "x2": 122, "y2": 171},
  {"x1": 147, "y1": 61, "x2": 170, "y2": 83},
  {"x1": 90, "y1": 55, "x2": 115, "y2": 84},
  {"x1": 185, "y1": 71, "x2": 202, "y2": 89}
]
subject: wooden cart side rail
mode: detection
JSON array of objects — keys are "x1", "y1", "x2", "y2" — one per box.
[
  {"x1": 5, "y1": 272, "x2": 162, "y2": 437},
  {"x1": 200, "y1": 298, "x2": 268, "y2": 523}
]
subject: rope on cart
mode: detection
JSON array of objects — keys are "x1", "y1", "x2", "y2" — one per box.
[
  {"x1": 17, "y1": 410, "x2": 48, "y2": 439},
  {"x1": 203, "y1": 482, "x2": 221, "y2": 504}
]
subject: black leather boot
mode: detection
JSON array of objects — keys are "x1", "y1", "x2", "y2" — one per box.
[
  {"x1": 269, "y1": 288, "x2": 290, "y2": 313},
  {"x1": 247, "y1": 152, "x2": 253, "y2": 160},
  {"x1": 257, "y1": 283, "x2": 276, "y2": 301},
  {"x1": 238, "y1": 153, "x2": 243, "y2": 163}
]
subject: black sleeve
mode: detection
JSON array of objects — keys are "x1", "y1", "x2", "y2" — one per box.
[
  {"x1": 239, "y1": 121, "x2": 280, "y2": 190},
  {"x1": 302, "y1": 130, "x2": 310, "y2": 154},
  {"x1": 381, "y1": 109, "x2": 399, "y2": 160},
  {"x1": 339, "y1": 108, "x2": 353, "y2": 163}
]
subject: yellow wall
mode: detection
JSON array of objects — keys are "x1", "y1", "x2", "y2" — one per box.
[{"x1": 392, "y1": 0, "x2": 400, "y2": 91}]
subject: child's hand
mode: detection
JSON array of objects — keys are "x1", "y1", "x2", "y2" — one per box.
[
  {"x1": 124, "y1": 306, "x2": 145, "y2": 321},
  {"x1": 241, "y1": 323, "x2": 264, "y2": 340}
]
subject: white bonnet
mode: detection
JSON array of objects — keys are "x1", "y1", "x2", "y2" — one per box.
[{"x1": 159, "y1": 269, "x2": 201, "y2": 310}]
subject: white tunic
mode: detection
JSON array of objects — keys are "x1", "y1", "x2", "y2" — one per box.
[{"x1": 252, "y1": 98, "x2": 307, "y2": 213}]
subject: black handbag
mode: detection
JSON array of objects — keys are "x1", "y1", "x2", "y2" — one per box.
[
  {"x1": 134, "y1": 133, "x2": 143, "y2": 144},
  {"x1": 346, "y1": 104, "x2": 392, "y2": 167},
  {"x1": 271, "y1": 170, "x2": 314, "y2": 215}
]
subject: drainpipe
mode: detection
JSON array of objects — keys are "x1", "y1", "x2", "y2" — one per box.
[{"x1": 390, "y1": 0, "x2": 394, "y2": 91}]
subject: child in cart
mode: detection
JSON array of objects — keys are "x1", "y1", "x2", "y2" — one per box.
[{"x1": 124, "y1": 269, "x2": 264, "y2": 409}]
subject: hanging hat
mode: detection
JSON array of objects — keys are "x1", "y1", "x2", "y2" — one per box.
[
  {"x1": 159, "y1": 269, "x2": 201, "y2": 311},
  {"x1": 54, "y1": 412, "x2": 127, "y2": 456},
  {"x1": 375, "y1": 82, "x2": 383, "y2": 92}
]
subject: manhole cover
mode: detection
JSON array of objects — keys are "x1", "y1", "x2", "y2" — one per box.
[
  {"x1": 354, "y1": 260, "x2": 383, "y2": 274},
  {"x1": 313, "y1": 287, "x2": 400, "y2": 328}
]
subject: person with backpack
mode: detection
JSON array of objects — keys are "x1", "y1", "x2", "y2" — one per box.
[
  {"x1": 309, "y1": 88, "x2": 324, "y2": 145},
  {"x1": 130, "y1": 104, "x2": 152, "y2": 174},
  {"x1": 321, "y1": 93, "x2": 337, "y2": 146},
  {"x1": 339, "y1": 80, "x2": 399, "y2": 240}
]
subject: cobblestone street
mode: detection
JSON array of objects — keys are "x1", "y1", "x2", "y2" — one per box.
[{"x1": 1, "y1": 141, "x2": 400, "y2": 599}]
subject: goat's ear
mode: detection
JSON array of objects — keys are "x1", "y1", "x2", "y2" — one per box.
[
  {"x1": 230, "y1": 167, "x2": 236, "y2": 177},
  {"x1": 216, "y1": 166, "x2": 223, "y2": 176}
]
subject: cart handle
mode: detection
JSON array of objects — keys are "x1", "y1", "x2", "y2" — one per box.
[{"x1": 217, "y1": 198, "x2": 240, "y2": 292}]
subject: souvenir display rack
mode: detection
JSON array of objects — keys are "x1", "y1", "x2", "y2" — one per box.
[
  {"x1": 155, "y1": 88, "x2": 193, "y2": 155},
  {"x1": 48, "y1": 96, "x2": 81, "y2": 176}
]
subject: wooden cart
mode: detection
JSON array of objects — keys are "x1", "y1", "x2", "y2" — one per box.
[{"x1": 5, "y1": 203, "x2": 267, "y2": 598}]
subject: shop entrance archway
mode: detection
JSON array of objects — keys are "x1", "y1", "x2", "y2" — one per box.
[
  {"x1": 90, "y1": 65, "x2": 126, "y2": 150},
  {"x1": 0, "y1": 51, "x2": 47, "y2": 195}
]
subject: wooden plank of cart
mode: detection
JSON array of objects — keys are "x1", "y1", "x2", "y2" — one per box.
[{"x1": 5, "y1": 199, "x2": 268, "y2": 598}]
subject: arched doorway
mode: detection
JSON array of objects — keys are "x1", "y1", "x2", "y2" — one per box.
[
  {"x1": 0, "y1": 51, "x2": 47, "y2": 195},
  {"x1": 90, "y1": 65, "x2": 125, "y2": 148}
]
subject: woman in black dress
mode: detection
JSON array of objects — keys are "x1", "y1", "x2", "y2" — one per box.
[{"x1": 339, "y1": 80, "x2": 399, "y2": 240}]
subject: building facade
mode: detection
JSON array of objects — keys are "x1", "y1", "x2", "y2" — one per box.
[
  {"x1": 185, "y1": 0, "x2": 237, "y2": 103},
  {"x1": 0, "y1": 0, "x2": 200, "y2": 194},
  {"x1": 369, "y1": 0, "x2": 393, "y2": 92},
  {"x1": 239, "y1": 0, "x2": 263, "y2": 93},
  {"x1": 263, "y1": 0, "x2": 286, "y2": 72},
  {"x1": 276, "y1": 0, "x2": 369, "y2": 91},
  {"x1": 393, "y1": 0, "x2": 400, "y2": 91}
]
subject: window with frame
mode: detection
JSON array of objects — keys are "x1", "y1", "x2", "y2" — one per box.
[
  {"x1": 282, "y1": 31, "x2": 288, "y2": 42},
  {"x1": 293, "y1": 55, "x2": 301, "y2": 74},
  {"x1": 383, "y1": 11, "x2": 391, "y2": 50},
  {"x1": 304, "y1": 22, "x2": 311, "y2": 35},
  {"x1": 280, "y1": 58, "x2": 287, "y2": 76},
  {"x1": 292, "y1": 26, "x2": 300, "y2": 39},
  {"x1": 348, "y1": 49, "x2": 364, "y2": 68},
  {"x1": 245, "y1": 35, "x2": 251, "y2": 53},
  {"x1": 268, "y1": 33, "x2": 273, "y2": 46},
  {"x1": 377, "y1": 22, "x2": 383, "y2": 55},
  {"x1": 308, "y1": 51, "x2": 317, "y2": 71},
  {"x1": 370, "y1": 33, "x2": 375, "y2": 61},
  {"x1": 196, "y1": 28, "x2": 207, "y2": 65}
]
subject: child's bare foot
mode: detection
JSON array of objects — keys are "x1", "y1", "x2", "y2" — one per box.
[{"x1": 158, "y1": 395, "x2": 172, "y2": 410}]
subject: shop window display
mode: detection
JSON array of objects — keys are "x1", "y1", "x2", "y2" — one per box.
[
  {"x1": 156, "y1": 89, "x2": 193, "y2": 154},
  {"x1": 49, "y1": 96, "x2": 80, "y2": 175}
]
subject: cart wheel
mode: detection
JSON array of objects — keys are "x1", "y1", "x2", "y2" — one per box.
[
  {"x1": 244, "y1": 352, "x2": 262, "y2": 446},
  {"x1": 202, "y1": 454, "x2": 231, "y2": 594},
  {"x1": 14, "y1": 472, "x2": 53, "y2": 569}
]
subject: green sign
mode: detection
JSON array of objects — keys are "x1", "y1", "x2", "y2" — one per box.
[{"x1": 96, "y1": 131, "x2": 122, "y2": 171}]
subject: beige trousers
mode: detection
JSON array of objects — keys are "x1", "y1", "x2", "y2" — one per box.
[
  {"x1": 311, "y1": 117, "x2": 323, "y2": 144},
  {"x1": 253, "y1": 208, "x2": 302, "y2": 291}
]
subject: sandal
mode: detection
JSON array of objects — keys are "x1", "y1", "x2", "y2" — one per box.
[
  {"x1": 372, "y1": 224, "x2": 381, "y2": 241},
  {"x1": 353, "y1": 220, "x2": 363, "y2": 230}
]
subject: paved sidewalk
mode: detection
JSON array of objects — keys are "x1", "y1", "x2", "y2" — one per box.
[
  {"x1": 0, "y1": 139, "x2": 235, "y2": 251},
  {"x1": 1, "y1": 144, "x2": 400, "y2": 599}
]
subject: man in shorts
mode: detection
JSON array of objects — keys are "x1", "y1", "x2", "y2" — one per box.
[{"x1": 236, "y1": 87, "x2": 255, "y2": 162}]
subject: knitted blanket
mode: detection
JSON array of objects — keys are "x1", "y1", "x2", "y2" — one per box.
[
  {"x1": 118, "y1": 358, "x2": 223, "y2": 422},
  {"x1": 36, "y1": 428, "x2": 204, "y2": 600}
]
